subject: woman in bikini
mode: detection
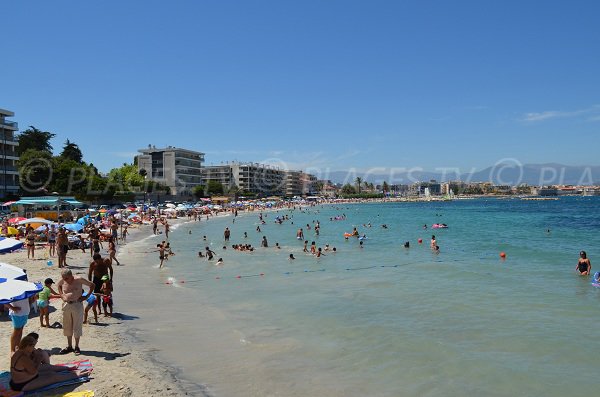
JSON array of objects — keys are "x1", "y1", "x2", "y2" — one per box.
[
  {"x1": 26, "y1": 230, "x2": 36, "y2": 259},
  {"x1": 10, "y1": 336, "x2": 89, "y2": 392}
]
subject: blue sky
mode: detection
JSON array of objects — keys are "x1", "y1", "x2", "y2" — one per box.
[{"x1": 3, "y1": 0, "x2": 600, "y2": 174}]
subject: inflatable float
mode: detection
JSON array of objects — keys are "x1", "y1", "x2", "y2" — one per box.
[{"x1": 432, "y1": 224, "x2": 448, "y2": 229}]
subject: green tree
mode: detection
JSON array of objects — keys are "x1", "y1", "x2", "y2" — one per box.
[
  {"x1": 17, "y1": 126, "x2": 55, "y2": 155},
  {"x1": 193, "y1": 185, "x2": 206, "y2": 199},
  {"x1": 207, "y1": 180, "x2": 224, "y2": 196},
  {"x1": 341, "y1": 183, "x2": 357, "y2": 195},
  {"x1": 355, "y1": 177, "x2": 362, "y2": 194},
  {"x1": 60, "y1": 139, "x2": 83, "y2": 163},
  {"x1": 382, "y1": 181, "x2": 389, "y2": 194},
  {"x1": 17, "y1": 149, "x2": 53, "y2": 194},
  {"x1": 227, "y1": 184, "x2": 241, "y2": 199},
  {"x1": 313, "y1": 181, "x2": 324, "y2": 194}
]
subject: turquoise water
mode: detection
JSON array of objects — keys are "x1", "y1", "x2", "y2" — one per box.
[{"x1": 117, "y1": 197, "x2": 600, "y2": 397}]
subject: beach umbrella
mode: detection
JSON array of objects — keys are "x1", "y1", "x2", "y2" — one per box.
[
  {"x1": 3, "y1": 201, "x2": 17, "y2": 206},
  {"x1": 63, "y1": 223, "x2": 84, "y2": 232},
  {"x1": 0, "y1": 237, "x2": 24, "y2": 253},
  {"x1": 0, "y1": 279, "x2": 42, "y2": 305},
  {"x1": 76, "y1": 215, "x2": 91, "y2": 225},
  {"x1": 0, "y1": 262, "x2": 28, "y2": 281},
  {"x1": 5, "y1": 227, "x2": 19, "y2": 236},
  {"x1": 165, "y1": 203, "x2": 176, "y2": 208},
  {"x1": 8, "y1": 217, "x2": 26, "y2": 225},
  {"x1": 17, "y1": 217, "x2": 53, "y2": 226}
]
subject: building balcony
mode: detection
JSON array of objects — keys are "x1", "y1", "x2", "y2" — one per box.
[{"x1": 0, "y1": 120, "x2": 18, "y2": 130}]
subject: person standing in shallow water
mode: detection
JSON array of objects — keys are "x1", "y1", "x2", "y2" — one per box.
[{"x1": 576, "y1": 251, "x2": 591, "y2": 275}]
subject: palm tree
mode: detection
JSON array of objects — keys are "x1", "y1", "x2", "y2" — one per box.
[
  {"x1": 355, "y1": 177, "x2": 362, "y2": 194},
  {"x1": 382, "y1": 181, "x2": 389, "y2": 194}
]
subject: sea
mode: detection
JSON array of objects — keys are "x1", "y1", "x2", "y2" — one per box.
[{"x1": 115, "y1": 197, "x2": 600, "y2": 397}]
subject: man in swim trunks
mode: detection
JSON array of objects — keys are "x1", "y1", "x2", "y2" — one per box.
[
  {"x1": 576, "y1": 251, "x2": 591, "y2": 275},
  {"x1": 57, "y1": 269, "x2": 95, "y2": 354}
]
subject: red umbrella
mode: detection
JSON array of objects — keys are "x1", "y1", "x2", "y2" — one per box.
[{"x1": 7, "y1": 217, "x2": 26, "y2": 225}]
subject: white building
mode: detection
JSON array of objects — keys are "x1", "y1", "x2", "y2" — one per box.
[
  {"x1": 202, "y1": 163, "x2": 317, "y2": 197},
  {"x1": 0, "y1": 108, "x2": 20, "y2": 197},
  {"x1": 137, "y1": 145, "x2": 204, "y2": 198}
]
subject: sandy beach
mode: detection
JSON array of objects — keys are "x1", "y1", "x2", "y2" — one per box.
[{"x1": 0, "y1": 221, "x2": 191, "y2": 396}]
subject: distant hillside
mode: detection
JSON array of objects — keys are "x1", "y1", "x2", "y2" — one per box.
[{"x1": 323, "y1": 164, "x2": 600, "y2": 186}]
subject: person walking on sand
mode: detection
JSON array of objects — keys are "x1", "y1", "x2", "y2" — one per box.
[
  {"x1": 56, "y1": 228, "x2": 69, "y2": 268},
  {"x1": 57, "y1": 269, "x2": 95, "y2": 355},
  {"x1": 107, "y1": 236, "x2": 120, "y2": 266},
  {"x1": 576, "y1": 251, "x2": 591, "y2": 275}
]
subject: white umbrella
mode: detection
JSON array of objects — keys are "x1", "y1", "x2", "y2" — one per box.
[
  {"x1": 165, "y1": 203, "x2": 176, "y2": 208},
  {"x1": 0, "y1": 237, "x2": 24, "y2": 254},
  {"x1": 0, "y1": 279, "x2": 42, "y2": 304},
  {"x1": 18, "y1": 217, "x2": 54, "y2": 225},
  {"x1": 0, "y1": 262, "x2": 27, "y2": 281}
]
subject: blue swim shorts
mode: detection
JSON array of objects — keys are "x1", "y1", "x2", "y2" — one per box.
[
  {"x1": 10, "y1": 315, "x2": 28, "y2": 329},
  {"x1": 37, "y1": 299, "x2": 48, "y2": 309}
]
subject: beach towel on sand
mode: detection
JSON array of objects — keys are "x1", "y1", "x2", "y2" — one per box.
[
  {"x1": 0, "y1": 359, "x2": 92, "y2": 396},
  {"x1": 51, "y1": 391, "x2": 94, "y2": 397}
]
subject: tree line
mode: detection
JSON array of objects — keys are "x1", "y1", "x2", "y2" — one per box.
[{"x1": 14, "y1": 126, "x2": 168, "y2": 202}]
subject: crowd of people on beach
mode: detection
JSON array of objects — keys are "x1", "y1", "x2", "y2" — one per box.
[{"x1": 1, "y1": 208, "x2": 185, "y2": 393}]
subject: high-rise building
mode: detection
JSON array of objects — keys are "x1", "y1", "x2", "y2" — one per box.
[
  {"x1": 0, "y1": 108, "x2": 20, "y2": 198},
  {"x1": 137, "y1": 145, "x2": 204, "y2": 198}
]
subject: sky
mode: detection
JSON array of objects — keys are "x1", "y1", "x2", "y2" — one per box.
[{"x1": 2, "y1": 0, "x2": 600, "y2": 175}]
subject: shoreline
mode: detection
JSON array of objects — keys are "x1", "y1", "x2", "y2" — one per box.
[{"x1": 0, "y1": 220, "x2": 192, "y2": 396}]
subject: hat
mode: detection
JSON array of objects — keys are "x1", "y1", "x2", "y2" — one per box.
[
  {"x1": 101, "y1": 275, "x2": 110, "y2": 281},
  {"x1": 44, "y1": 278, "x2": 54, "y2": 284}
]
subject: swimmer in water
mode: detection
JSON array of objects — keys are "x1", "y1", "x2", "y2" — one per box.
[
  {"x1": 289, "y1": 254, "x2": 295, "y2": 260},
  {"x1": 430, "y1": 235, "x2": 436, "y2": 249},
  {"x1": 216, "y1": 258, "x2": 224, "y2": 265},
  {"x1": 576, "y1": 251, "x2": 591, "y2": 275}
]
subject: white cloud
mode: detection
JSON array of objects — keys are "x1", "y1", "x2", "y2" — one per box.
[{"x1": 522, "y1": 105, "x2": 600, "y2": 122}]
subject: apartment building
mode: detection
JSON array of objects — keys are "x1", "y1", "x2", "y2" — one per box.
[
  {"x1": 0, "y1": 108, "x2": 20, "y2": 198},
  {"x1": 202, "y1": 162, "x2": 317, "y2": 197},
  {"x1": 137, "y1": 145, "x2": 204, "y2": 198}
]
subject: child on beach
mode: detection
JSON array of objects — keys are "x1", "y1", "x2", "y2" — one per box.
[
  {"x1": 157, "y1": 243, "x2": 166, "y2": 268},
  {"x1": 37, "y1": 278, "x2": 58, "y2": 327},
  {"x1": 100, "y1": 275, "x2": 113, "y2": 317}
]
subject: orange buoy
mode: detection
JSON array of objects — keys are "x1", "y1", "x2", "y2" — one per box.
[
  {"x1": 500, "y1": 252, "x2": 506, "y2": 259},
  {"x1": 418, "y1": 238, "x2": 423, "y2": 244}
]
